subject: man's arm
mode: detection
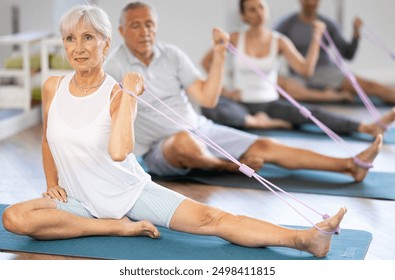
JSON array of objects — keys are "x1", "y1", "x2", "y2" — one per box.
[
  {"x1": 186, "y1": 28, "x2": 229, "y2": 108},
  {"x1": 327, "y1": 16, "x2": 361, "y2": 60}
]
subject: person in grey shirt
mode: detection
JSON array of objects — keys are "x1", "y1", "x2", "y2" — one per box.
[
  {"x1": 104, "y1": 1, "x2": 382, "y2": 182},
  {"x1": 274, "y1": 0, "x2": 395, "y2": 104}
]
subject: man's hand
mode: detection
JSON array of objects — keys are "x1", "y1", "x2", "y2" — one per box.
[
  {"x1": 312, "y1": 20, "x2": 327, "y2": 37},
  {"x1": 212, "y1": 27, "x2": 230, "y2": 61},
  {"x1": 353, "y1": 17, "x2": 363, "y2": 38}
]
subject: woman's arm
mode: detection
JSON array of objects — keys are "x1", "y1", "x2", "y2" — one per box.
[
  {"x1": 279, "y1": 20, "x2": 326, "y2": 77},
  {"x1": 41, "y1": 76, "x2": 67, "y2": 202},
  {"x1": 108, "y1": 72, "x2": 144, "y2": 161}
]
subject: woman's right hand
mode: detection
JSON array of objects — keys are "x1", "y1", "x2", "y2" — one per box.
[
  {"x1": 42, "y1": 185, "x2": 68, "y2": 202},
  {"x1": 123, "y1": 72, "x2": 145, "y2": 96}
]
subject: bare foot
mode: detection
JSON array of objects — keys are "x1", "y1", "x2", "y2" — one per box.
[
  {"x1": 350, "y1": 134, "x2": 383, "y2": 182},
  {"x1": 360, "y1": 107, "x2": 395, "y2": 137},
  {"x1": 295, "y1": 207, "x2": 347, "y2": 257},
  {"x1": 118, "y1": 217, "x2": 160, "y2": 239},
  {"x1": 245, "y1": 112, "x2": 292, "y2": 129}
]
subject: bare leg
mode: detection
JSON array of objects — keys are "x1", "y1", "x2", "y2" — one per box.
[
  {"x1": 2, "y1": 197, "x2": 159, "y2": 240},
  {"x1": 358, "y1": 107, "x2": 395, "y2": 136},
  {"x1": 240, "y1": 135, "x2": 383, "y2": 182},
  {"x1": 170, "y1": 199, "x2": 347, "y2": 257},
  {"x1": 279, "y1": 76, "x2": 354, "y2": 103},
  {"x1": 342, "y1": 76, "x2": 395, "y2": 104},
  {"x1": 163, "y1": 131, "x2": 239, "y2": 172},
  {"x1": 163, "y1": 131, "x2": 382, "y2": 182}
]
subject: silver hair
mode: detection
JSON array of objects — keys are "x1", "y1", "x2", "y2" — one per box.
[{"x1": 59, "y1": 5, "x2": 112, "y2": 39}]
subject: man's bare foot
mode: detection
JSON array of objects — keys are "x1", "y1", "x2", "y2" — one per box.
[
  {"x1": 294, "y1": 207, "x2": 347, "y2": 257},
  {"x1": 245, "y1": 112, "x2": 292, "y2": 129},
  {"x1": 360, "y1": 107, "x2": 395, "y2": 137},
  {"x1": 350, "y1": 134, "x2": 383, "y2": 182},
  {"x1": 118, "y1": 217, "x2": 160, "y2": 239}
]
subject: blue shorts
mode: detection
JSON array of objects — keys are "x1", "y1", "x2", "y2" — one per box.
[{"x1": 55, "y1": 181, "x2": 186, "y2": 228}]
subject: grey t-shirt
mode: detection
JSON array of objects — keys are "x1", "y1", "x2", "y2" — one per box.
[
  {"x1": 274, "y1": 12, "x2": 359, "y2": 71},
  {"x1": 104, "y1": 42, "x2": 206, "y2": 156}
]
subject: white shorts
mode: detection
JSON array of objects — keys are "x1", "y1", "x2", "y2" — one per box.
[{"x1": 55, "y1": 181, "x2": 186, "y2": 228}]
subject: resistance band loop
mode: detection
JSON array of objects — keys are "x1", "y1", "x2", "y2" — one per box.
[
  {"x1": 120, "y1": 83, "x2": 340, "y2": 234},
  {"x1": 320, "y1": 30, "x2": 387, "y2": 131}
]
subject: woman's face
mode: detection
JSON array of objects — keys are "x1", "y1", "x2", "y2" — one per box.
[
  {"x1": 241, "y1": 0, "x2": 269, "y2": 27},
  {"x1": 63, "y1": 20, "x2": 109, "y2": 72}
]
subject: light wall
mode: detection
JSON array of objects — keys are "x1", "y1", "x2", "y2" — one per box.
[{"x1": 0, "y1": 0, "x2": 393, "y2": 83}]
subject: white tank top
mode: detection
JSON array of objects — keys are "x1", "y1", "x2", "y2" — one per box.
[
  {"x1": 47, "y1": 73, "x2": 151, "y2": 219},
  {"x1": 233, "y1": 31, "x2": 280, "y2": 103}
]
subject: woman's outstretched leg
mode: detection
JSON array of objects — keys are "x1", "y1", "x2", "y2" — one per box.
[{"x1": 169, "y1": 199, "x2": 347, "y2": 257}]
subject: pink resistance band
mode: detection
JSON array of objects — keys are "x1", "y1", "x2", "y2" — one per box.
[
  {"x1": 362, "y1": 23, "x2": 395, "y2": 61},
  {"x1": 320, "y1": 30, "x2": 388, "y2": 131},
  {"x1": 225, "y1": 42, "x2": 373, "y2": 169},
  {"x1": 120, "y1": 83, "x2": 341, "y2": 235}
]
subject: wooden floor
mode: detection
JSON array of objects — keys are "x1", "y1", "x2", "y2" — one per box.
[{"x1": 1, "y1": 105, "x2": 395, "y2": 260}]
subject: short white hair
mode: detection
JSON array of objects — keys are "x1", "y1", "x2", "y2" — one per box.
[{"x1": 59, "y1": 5, "x2": 112, "y2": 39}]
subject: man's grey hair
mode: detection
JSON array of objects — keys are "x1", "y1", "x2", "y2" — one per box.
[{"x1": 119, "y1": 2, "x2": 158, "y2": 27}]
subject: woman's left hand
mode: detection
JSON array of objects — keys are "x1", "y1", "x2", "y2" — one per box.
[{"x1": 42, "y1": 185, "x2": 68, "y2": 202}]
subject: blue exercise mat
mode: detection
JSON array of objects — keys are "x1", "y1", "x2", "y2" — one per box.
[
  {"x1": 301, "y1": 95, "x2": 390, "y2": 107},
  {"x1": 0, "y1": 204, "x2": 371, "y2": 260},
  {"x1": 246, "y1": 124, "x2": 395, "y2": 144},
  {"x1": 153, "y1": 164, "x2": 395, "y2": 200}
]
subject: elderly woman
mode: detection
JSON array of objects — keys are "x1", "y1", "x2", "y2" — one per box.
[{"x1": 2, "y1": 4, "x2": 347, "y2": 258}]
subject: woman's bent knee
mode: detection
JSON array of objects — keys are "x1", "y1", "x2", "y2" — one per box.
[{"x1": 2, "y1": 205, "x2": 25, "y2": 234}]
